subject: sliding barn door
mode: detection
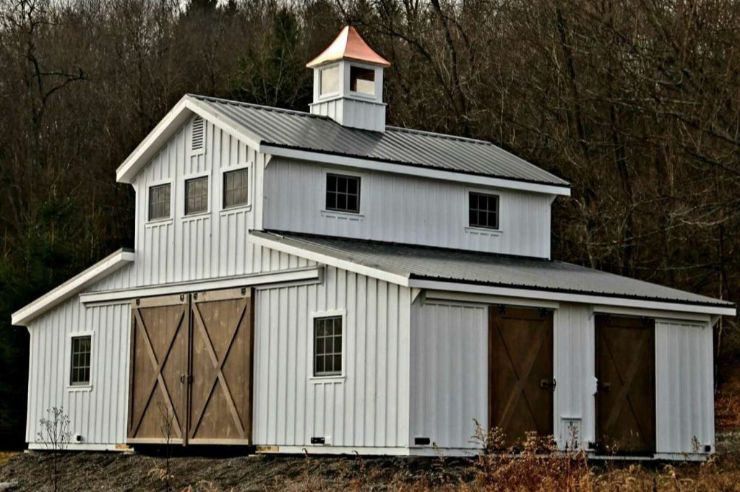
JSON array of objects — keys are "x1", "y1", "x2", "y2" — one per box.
[
  {"x1": 489, "y1": 306, "x2": 554, "y2": 447},
  {"x1": 596, "y1": 315, "x2": 655, "y2": 455},
  {"x1": 128, "y1": 294, "x2": 190, "y2": 444},
  {"x1": 189, "y1": 288, "x2": 253, "y2": 444}
]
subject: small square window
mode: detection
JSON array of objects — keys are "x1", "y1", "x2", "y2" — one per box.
[
  {"x1": 350, "y1": 66, "x2": 375, "y2": 95},
  {"x1": 70, "y1": 335, "x2": 91, "y2": 386},
  {"x1": 314, "y1": 316, "x2": 342, "y2": 377},
  {"x1": 326, "y1": 174, "x2": 360, "y2": 214},
  {"x1": 148, "y1": 184, "x2": 171, "y2": 221},
  {"x1": 223, "y1": 169, "x2": 248, "y2": 208},
  {"x1": 320, "y1": 65, "x2": 339, "y2": 96},
  {"x1": 469, "y1": 192, "x2": 499, "y2": 229},
  {"x1": 185, "y1": 176, "x2": 208, "y2": 215}
]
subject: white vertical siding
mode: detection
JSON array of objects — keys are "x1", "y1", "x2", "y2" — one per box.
[
  {"x1": 553, "y1": 304, "x2": 596, "y2": 450},
  {"x1": 263, "y1": 158, "x2": 553, "y2": 258},
  {"x1": 409, "y1": 300, "x2": 488, "y2": 449},
  {"x1": 253, "y1": 266, "x2": 412, "y2": 449},
  {"x1": 655, "y1": 319, "x2": 714, "y2": 454},
  {"x1": 25, "y1": 297, "x2": 130, "y2": 448}
]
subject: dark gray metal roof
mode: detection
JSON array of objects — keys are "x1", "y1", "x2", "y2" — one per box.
[
  {"x1": 254, "y1": 231, "x2": 734, "y2": 308},
  {"x1": 190, "y1": 95, "x2": 569, "y2": 187}
]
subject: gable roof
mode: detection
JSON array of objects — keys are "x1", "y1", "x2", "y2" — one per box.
[
  {"x1": 251, "y1": 231, "x2": 736, "y2": 316},
  {"x1": 307, "y1": 26, "x2": 391, "y2": 68},
  {"x1": 117, "y1": 95, "x2": 569, "y2": 195}
]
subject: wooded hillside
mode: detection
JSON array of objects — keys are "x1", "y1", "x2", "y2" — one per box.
[{"x1": 0, "y1": 0, "x2": 737, "y2": 447}]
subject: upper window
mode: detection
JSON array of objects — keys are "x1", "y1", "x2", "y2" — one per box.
[
  {"x1": 326, "y1": 174, "x2": 360, "y2": 214},
  {"x1": 320, "y1": 65, "x2": 339, "y2": 96},
  {"x1": 191, "y1": 116, "x2": 205, "y2": 154},
  {"x1": 314, "y1": 316, "x2": 342, "y2": 377},
  {"x1": 223, "y1": 168, "x2": 248, "y2": 208},
  {"x1": 185, "y1": 176, "x2": 208, "y2": 215},
  {"x1": 70, "y1": 335, "x2": 91, "y2": 386},
  {"x1": 148, "y1": 183, "x2": 171, "y2": 221},
  {"x1": 469, "y1": 192, "x2": 499, "y2": 229},
  {"x1": 350, "y1": 66, "x2": 375, "y2": 95}
]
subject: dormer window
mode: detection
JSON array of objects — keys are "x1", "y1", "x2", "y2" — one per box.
[
  {"x1": 469, "y1": 192, "x2": 499, "y2": 229},
  {"x1": 326, "y1": 174, "x2": 360, "y2": 214},
  {"x1": 350, "y1": 66, "x2": 375, "y2": 95},
  {"x1": 320, "y1": 65, "x2": 340, "y2": 97}
]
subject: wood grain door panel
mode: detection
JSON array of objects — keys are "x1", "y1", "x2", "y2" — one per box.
[
  {"x1": 596, "y1": 315, "x2": 656, "y2": 455},
  {"x1": 127, "y1": 294, "x2": 190, "y2": 444},
  {"x1": 489, "y1": 306, "x2": 554, "y2": 447}
]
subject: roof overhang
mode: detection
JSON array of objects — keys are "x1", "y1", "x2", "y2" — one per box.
[
  {"x1": 116, "y1": 95, "x2": 263, "y2": 184},
  {"x1": 11, "y1": 249, "x2": 136, "y2": 327},
  {"x1": 261, "y1": 144, "x2": 571, "y2": 196}
]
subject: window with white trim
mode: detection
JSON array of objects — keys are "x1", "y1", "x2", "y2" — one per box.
[
  {"x1": 469, "y1": 191, "x2": 499, "y2": 229},
  {"x1": 70, "y1": 335, "x2": 91, "y2": 386},
  {"x1": 148, "y1": 183, "x2": 171, "y2": 221},
  {"x1": 223, "y1": 168, "x2": 248, "y2": 208},
  {"x1": 314, "y1": 316, "x2": 342, "y2": 376},
  {"x1": 185, "y1": 176, "x2": 208, "y2": 215}
]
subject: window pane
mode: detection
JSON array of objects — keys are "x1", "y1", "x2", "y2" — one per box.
[
  {"x1": 320, "y1": 66, "x2": 339, "y2": 96},
  {"x1": 185, "y1": 176, "x2": 208, "y2": 215},
  {"x1": 314, "y1": 316, "x2": 343, "y2": 376},
  {"x1": 148, "y1": 184, "x2": 171, "y2": 220},
  {"x1": 350, "y1": 66, "x2": 375, "y2": 95},
  {"x1": 325, "y1": 174, "x2": 360, "y2": 213},
  {"x1": 224, "y1": 169, "x2": 248, "y2": 208},
  {"x1": 469, "y1": 192, "x2": 499, "y2": 229},
  {"x1": 70, "y1": 335, "x2": 91, "y2": 386}
]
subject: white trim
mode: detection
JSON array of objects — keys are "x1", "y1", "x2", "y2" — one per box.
[
  {"x1": 310, "y1": 309, "x2": 347, "y2": 379},
  {"x1": 409, "y1": 279, "x2": 736, "y2": 316},
  {"x1": 249, "y1": 233, "x2": 409, "y2": 286},
  {"x1": 261, "y1": 144, "x2": 571, "y2": 197},
  {"x1": 257, "y1": 445, "x2": 414, "y2": 456},
  {"x1": 79, "y1": 267, "x2": 322, "y2": 304},
  {"x1": 145, "y1": 179, "x2": 174, "y2": 223},
  {"x1": 593, "y1": 305, "x2": 712, "y2": 323},
  {"x1": 12, "y1": 249, "x2": 135, "y2": 326},
  {"x1": 182, "y1": 171, "x2": 211, "y2": 217},
  {"x1": 116, "y1": 95, "x2": 262, "y2": 184},
  {"x1": 67, "y1": 331, "x2": 94, "y2": 390},
  {"x1": 27, "y1": 443, "x2": 132, "y2": 452},
  {"x1": 424, "y1": 290, "x2": 559, "y2": 309},
  {"x1": 220, "y1": 162, "x2": 253, "y2": 211}
]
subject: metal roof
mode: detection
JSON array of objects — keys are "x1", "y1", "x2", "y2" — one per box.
[
  {"x1": 253, "y1": 231, "x2": 734, "y2": 309},
  {"x1": 190, "y1": 95, "x2": 569, "y2": 187},
  {"x1": 306, "y1": 26, "x2": 391, "y2": 68}
]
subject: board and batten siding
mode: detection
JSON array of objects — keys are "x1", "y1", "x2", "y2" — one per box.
[
  {"x1": 253, "y1": 266, "x2": 412, "y2": 450},
  {"x1": 655, "y1": 318, "x2": 714, "y2": 454},
  {"x1": 409, "y1": 300, "x2": 488, "y2": 451},
  {"x1": 263, "y1": 158, "x2": 553, "y2": 258},
  {"x1": 25, "y1": 296, "x2": 130, "y2": 448}
]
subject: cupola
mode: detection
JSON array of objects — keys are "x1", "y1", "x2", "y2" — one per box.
[{"x1": 307, "y1": 26, "x2": 390, "y2": 132}]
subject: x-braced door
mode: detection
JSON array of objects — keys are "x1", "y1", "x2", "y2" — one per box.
[
  {"x1": 595, "y1": 314, "x2": 655, "y2": 455},
  {"x1": 489, "y1": 305, "x2": 554, "y2": 447},
  {"x1": 128, "y1": 294, "x2": 190, "y2": 444}
]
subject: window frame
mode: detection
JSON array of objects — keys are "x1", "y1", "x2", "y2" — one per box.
[
  {"x1": 319, "y1": 64, "x2": 340, "y2": 99},
  {"x1": 183, "y1": 174, "x2": 210, "y2": 217},
  {"x1": 146, "y1": 181, "x2": 173, "y2": 223},
  {"x1": 468, "y1": 191, "x2": 500, "y2": 230},
  {"x1": 310, "y1": 309, "x2": 346, "y2": 381},
  {"x1": 349, "y1": 65, "x2": 376, "y2": 97},
  {"x1": 325, "y1": 173, "x2": 362, "y2": 215},
  {"x1": 221, "y1": 164, "x2": 251, "y2": 211},
  {"x1": 68, "y1": 332, "x2": 93, "y2": 391}
]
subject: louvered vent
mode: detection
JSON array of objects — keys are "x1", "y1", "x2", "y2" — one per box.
[{"x1": 191, "y1": 116, "x2": 205, "y2": 153}]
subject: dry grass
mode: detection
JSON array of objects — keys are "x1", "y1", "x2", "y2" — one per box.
[
  {"x1": 0, "y1": 453, "x2": 17, "y2": 467},
  {"x1": 717, "y1": 372, "x2": 740, "y2": 431}
]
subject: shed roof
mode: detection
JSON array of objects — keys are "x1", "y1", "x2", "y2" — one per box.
[
  {"x1": 189, "y1": 95, "x2": 568, "y2": 187},
  {"x1": 252, "y1": 231, "x2": 735, "y2": 312}
]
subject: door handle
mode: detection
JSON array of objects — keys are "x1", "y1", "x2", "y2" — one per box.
[{"x1": 539, "y1": 378, "x2": 556, "y2": 391}]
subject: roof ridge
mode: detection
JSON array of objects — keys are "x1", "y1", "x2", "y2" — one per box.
[{"x1": 188, "y1": 94, "x2": 324, "y2": 120}]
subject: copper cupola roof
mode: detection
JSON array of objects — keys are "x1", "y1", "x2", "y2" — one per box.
[{"x1": 306, "y1": 26, "x2": 391, "y2": 68}]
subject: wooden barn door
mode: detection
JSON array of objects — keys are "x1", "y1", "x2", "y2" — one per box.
[
  {"x1": 595, "y1": 315, "x2": 655, "y2": 455},
  {"x1": 127, "y1": 288, "x2": 253, "y2": 446},
  {"x1": 128, "y1": 294, "x2": 190, "y2": 444},
  {"x1": 188, "y1": 288, "x2": 253, "y2": 444},
  {"x1": 489, "y1": 306, "x2": 554, "y2": 447}
]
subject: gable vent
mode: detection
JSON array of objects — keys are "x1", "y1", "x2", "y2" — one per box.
[{"x1": 191, "y1": 116, "x2": 205, "y2": 153}]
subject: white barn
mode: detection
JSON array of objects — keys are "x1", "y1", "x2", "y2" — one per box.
[{"x1": 12, "y1": 26, "x2": 735, "y2": 460}]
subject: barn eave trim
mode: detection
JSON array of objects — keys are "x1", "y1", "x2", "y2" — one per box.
[{"x1": 11, "y1": 248, "x2": 136, "y2": 327}]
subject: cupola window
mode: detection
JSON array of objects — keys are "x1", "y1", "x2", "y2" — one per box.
[
  {"x1": 350, "y1": 66, "x2": 375, "y2": 95},
  {"x1": 320, "y1": 65, "x2": 340, "y2": 97}
]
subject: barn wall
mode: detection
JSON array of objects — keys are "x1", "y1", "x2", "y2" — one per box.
[
  {"x1": 553, "y1": 304, "x2": 596, "y2": 450},
  {"x1": 252, "y1": 266, "x2": 412, "y2": 450},
  {"x1": 409, "y1": 300, "x2": 488, "y2": 450},
  {"x1": 263, "y1": 158, "x2": 553, "y2": 258},
  {"x1": 655, "y1": 319, "x2": 714, "y2": 454},
  {"x1": 25, "y1": 296, "x2": 130, "y2": 448}
]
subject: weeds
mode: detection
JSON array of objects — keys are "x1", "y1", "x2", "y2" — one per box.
[{"x1": 36, "y1": 407, "x2": 71, "y2": 492}]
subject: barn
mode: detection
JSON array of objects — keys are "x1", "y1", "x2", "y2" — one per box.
[{"x1": 12, "y1": 26, "x2": 735, "y2": 460}]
